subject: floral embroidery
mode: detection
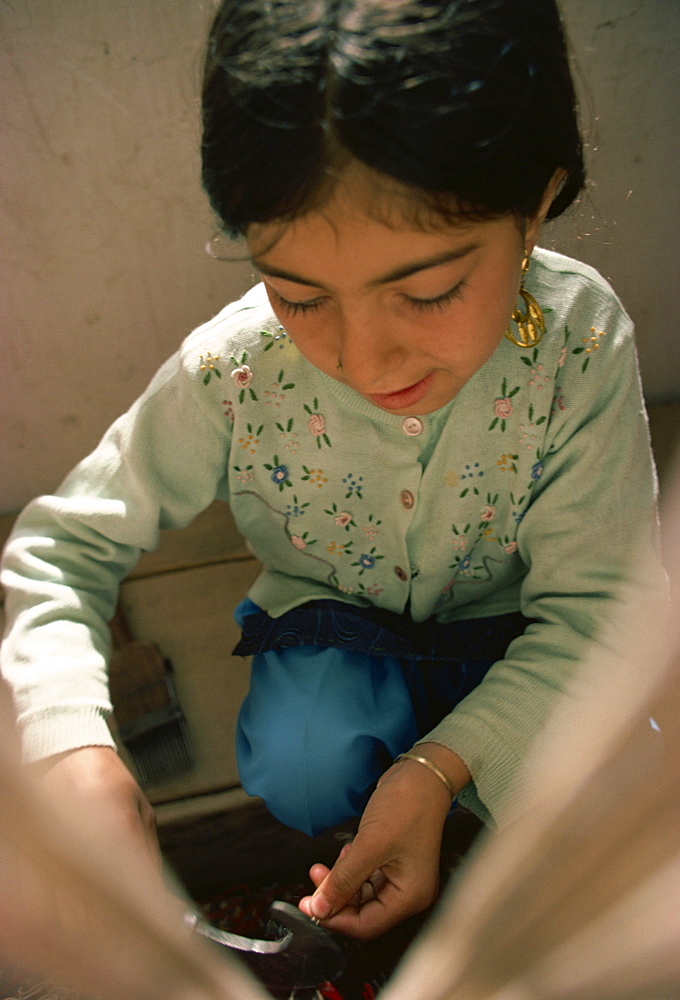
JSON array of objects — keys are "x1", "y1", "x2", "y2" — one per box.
[
  {"x1": 264, "y1": 455, "x2": 292, "y2": 491},
  {"x1": 531, "y1": 460, "x2": 544, "y2": 481},
  {"x1": 231, "y1": 365, "x2": 252, "y2": 387},
  {"x1": 510, "y1": 492, "x2": 526, "y2": 523},
  {"x1": 518, "y1": 422, "x2": 538, "y2": 451},
  {"x1": 286, "y1": 495, "x2": 309, "y2": 518},
  {"x1": 481, "y1": 503, "x2": 495, "y2": 522},
  {"x1": 504, "y1": 540, "x2": 518, "y2": 554},
  {"x1": 238, "y1": 423, "x2": 263, "y2": 454},
  {"x1": 573, "y1": 327, "x2": 608, "y2": 371},
  {"x1": 528, "y1": 363, "x2": 550, "y2": 390},
  {"x1": 497, "y1": 453, "x2": 519, "y2": 473},
  {"x1": 326, "y1": 540, "x2": 353, "y2": 556},
  {"x1": 324, "y1": 502, "x2": 356, "y2": 530},
  {"x1": 459, "y1": 462, "x2": 484, "y2": 497},
  {"x1": 230, "y1": 353, "x2": 258, "y2": 402},
  {"x1": 566, "y1": 325, "x2": 608, "y2": 373},
  {"x1": 557, "y1": 344, "x2": 568, "y2": 368},
  {"x1": 223, "y1": 399, "x2": 234, "y2": 422},
  {"x1": 301, "y1": 466, "x2": 328, "y2": 488},
  {"x1": 304, "y1": 398, "x2": 331, "y2": 448},
  {"x1": 477, "y1": 492, "x2": 499, "y2": 535},
  {"x1": 199, "y1": 353, "x2": 221, "y2": 384},
  {"x1": 265, "y1": 369, "x2": 295, "y2": 408},
  {"x1": 449, "y1": 523, "x2": 471, "y2": 562},
  {"x1": 362, "y1": 514, "x2": 382, "y2": 540},
  {"x1": 352, "y1": 547, "x2": 383, "y2": 575},
  {"x1": 233, "y1": 464, "x2": 255, "y2": 483},
  {"x1": 276, "y1": 418, "x2": 299, "y2": 453},
  {"x1": 260, "y1": 326, "x2": 289, "y2": 351},
  {"x1": 342, "y1": 473, "x2": 364, "y2": 499},
  {"x1": 489, "y1": 378, "x2": 520, "y2": 431},
  {"x1": 290, "y1": 531, "x2": 316, "y2": 549},
  {"x1": 264, "y1": 386, "x2": 285, "y2": 408},
  {"x1": 552, "y1": 389, "x2": 566, "y2": 414}
]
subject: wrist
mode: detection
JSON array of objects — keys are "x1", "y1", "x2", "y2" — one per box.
[{"x1": 407, "y1": 742, "x2": 471, "y2": 798}]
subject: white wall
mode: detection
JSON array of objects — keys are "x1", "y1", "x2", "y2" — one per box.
[
  {"x1": 1, "y1": 1, "x2": 679, "y2": 515},
  {"x1": 543, "y1": 0, "x2": 680, "y2": 401}
]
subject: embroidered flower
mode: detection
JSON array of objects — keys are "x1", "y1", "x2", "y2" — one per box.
[
  {"x1": 497, "y1": 453, "x2": 519, "y2": 473},
  {"x1": 286, "y1": 495, "x2": 309, "y2": 518},
  {"x1": 302, "y1": 466, "x2": 328, "y2": 488},
  {"x1": 505, "y1": 541, "x2": 519, "y2": 554},
  {"x1": 481, "y1": 504, "x2": 496, "y2": 522},
  {"x1": 264, "y1": 454, "x2": 292, "y2": 490},
  {"x1": 352, "y1": 546, "x2": 383, "y2": 575},
  {"x1": 519, "y1": 422, "x2": 538, "y2": 451},
  {"x1": 489, "y1": 379, "x2": 520, "y2": 432},
  {"x1": 528, "y1": 363, "x2": 550, "y2": 390},
  {"x1": 557, "y1": 345, "x2": 568, "y2": 368},
  {"x1": 342, "y1": 473, "x2": 364, "y2": 499},
  {"x1": 233, "y1": 464, "x2": 255, "y2": 483},
  {"x1": 494, "y1": 397, "x2": 513, "y2": 419},
  {"x1": 335, "y1": 512, "x2": 353, "y2": 528},
  {"x1": 552, "y1": 389, "x2": 566, "y2": 414},
  {"x1": 304, "y1": 398, "x2": 331, "y2": 447},
  {"x1": 290, "y1": 535, "x2": 306, "y2": 550},
  {"x1": 308, "y1": 413, "x2": 326, "y2": 437},
  {"x1": 362, "y1": 514, "x2": 381, "y2": 541},
  {"x1": 199, "y1": 353, "x2": 221, "y2": 385},
  {"x1": 531, "y1": 460, "x2": 544, "y2": 481},
  {"x1": 327, "y1": 540, "x2": 353, "y2": 556},
  {"x1": 231, "y1": 364, "x2": 252, "y2": 389},
  {"x1": 260, "y1": 326, "x2": 289, "y2": 351}
]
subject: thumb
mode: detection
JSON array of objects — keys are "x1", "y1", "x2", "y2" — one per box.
[{"x1": 308, "y1": 839, "x2": 381, "y2": 920}]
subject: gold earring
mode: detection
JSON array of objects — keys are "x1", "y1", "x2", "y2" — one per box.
[{"x1": 505, "y1": 254, "x2": 545, "y2": 348}]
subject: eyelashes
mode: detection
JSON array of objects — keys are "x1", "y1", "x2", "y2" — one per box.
[
  {"x1": 270, "y1": 281, "x2": 466, "y2": 317},
  {"x1": 403, "y1": 281, "x2": 466, "y2": 312},
  {"x1": 270, "y1": 290, "x2": 325, "y2": 317}
]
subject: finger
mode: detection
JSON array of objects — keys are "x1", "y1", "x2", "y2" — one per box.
[
  {"x1": 308, "y1": 838, "x2": 385, "y2": 921},
  {"x1": 309, "y1": 863, "x2": 331, "y2": 888},
  {"x1": 316, "y1": 880, "x2": 412, "y2": 941}
]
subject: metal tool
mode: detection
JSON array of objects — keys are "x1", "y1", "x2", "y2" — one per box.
[{"x1": 188, "y1": 900, "x2": 345, "y2": 995}]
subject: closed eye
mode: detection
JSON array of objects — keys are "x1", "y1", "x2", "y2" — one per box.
[
  {"x1": 269, "y1": 288, "x2": 326, "y2": 316},
  {"x1": 403, "y1": 281, "x2": 466, "y2": 312}
]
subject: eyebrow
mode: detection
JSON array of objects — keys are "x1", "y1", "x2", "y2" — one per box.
[{"x1": 253, "y1": 244, "x2": 479, "y2": 290}]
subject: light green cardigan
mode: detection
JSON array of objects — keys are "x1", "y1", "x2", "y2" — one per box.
[{"x1": 0, "y1": 249, "x2": 662, "y2": 824}]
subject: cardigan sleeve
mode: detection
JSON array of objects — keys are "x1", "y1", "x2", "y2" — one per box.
[
  {"x1": 0, "y1": 346, "x2": 232, "y2": 762},
  {"x1": 419, "y1": 304, "x2": 665, "y2": 826}
]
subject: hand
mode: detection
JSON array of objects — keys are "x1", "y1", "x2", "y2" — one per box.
[
  {"x1": 298, "y1": 746, "x2": 470, "y2": 940},
  {"x1": 34, "y1": 745, "x2": 162, "y2": 871}
]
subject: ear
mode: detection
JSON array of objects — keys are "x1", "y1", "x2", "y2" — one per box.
[{"x1": 524, "y1": 169, "x2": 567, "y2": 254}]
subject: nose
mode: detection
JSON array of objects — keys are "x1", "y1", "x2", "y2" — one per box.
[{"x1": 336, "y1": 304, "x2": 406, "y2": 388}]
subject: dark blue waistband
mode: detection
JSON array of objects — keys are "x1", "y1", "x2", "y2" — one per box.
[{"x1": 233, "y1": 599, "x2": 534, "y2": 664}]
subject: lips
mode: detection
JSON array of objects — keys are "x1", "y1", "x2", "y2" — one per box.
[{"x1": 365, "y1": 372, "x2": 435, "y2": 411}]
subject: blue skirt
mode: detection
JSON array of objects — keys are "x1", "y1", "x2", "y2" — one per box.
[{"x1": 233, "y1": 598, "x2": 532, "y2": 835}]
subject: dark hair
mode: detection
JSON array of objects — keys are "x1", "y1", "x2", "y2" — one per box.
[{"x1": 201, "y1": 0, "x2": 585, "y2": 237}]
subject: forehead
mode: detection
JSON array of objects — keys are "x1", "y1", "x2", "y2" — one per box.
[{"x1": 247, "y1": 162, "x2": 482, "y2": 259}]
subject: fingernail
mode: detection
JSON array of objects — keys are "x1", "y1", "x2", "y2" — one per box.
[{"x1": 310, "y1": 892, "x2": 331, "y2": 919}]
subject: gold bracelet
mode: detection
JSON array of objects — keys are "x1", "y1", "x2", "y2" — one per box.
[{"x1": 394, "y1": 752, "x2": 455, "y2": 798}]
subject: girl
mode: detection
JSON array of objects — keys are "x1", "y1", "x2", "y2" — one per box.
[{"x1": 0, "y1": 0, "x2": 662, "y2": 941}]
